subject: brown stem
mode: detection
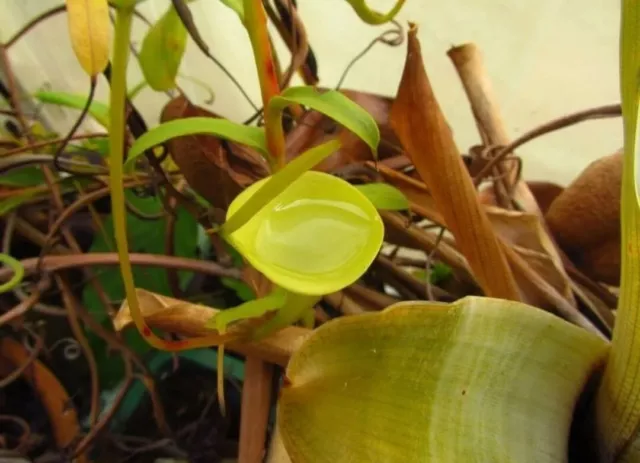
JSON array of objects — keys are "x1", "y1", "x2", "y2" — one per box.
[
  {"x1": 345, "y1": 283, "x2": 399, "y2": 310},
  {"x1": 0, "y1": 253, "x2": 241, "y2": 283},
  {"x1": 379, "y1": 210, "x2": 475, "y2": 286},
  {"x1": 375, "y1": 254, "x2": 454, "y2": 301},
  {"x1": 71, "y1": 298, "x2": 170, "y2": 435},
  {"x1": 265, "y1": 0, "x2": 310, "y2": 88},
  {"x1": 72, "y1": 357, "x2": 135, "y2": 456},
  {"x1": 39, "y1": 178, "x2": 151, "y2": 257},
  {"x1": 238, "y1": 358, "x2": 274, "y2": 463},
  {"x1": 56, "y1": 275, "x2": 100, "y2": 427},
  {"x1": 0, "y1": 283, "x2": 45, "y2": 327},
  {"x1": 474, "y1": 104, "x2": 622, "y2": 183},
  {"x1": 0, "y1": 133, "x2": 108, "y2": 158},
  {"x1": 53, "y1": 77, "x2": 98, "y2": 174},
  {"x1": 323, "y1": 291, "x2": 365, "y2": 315},
  {"x1": 0, "y1": 331, "x2": 44, "y2": 388},
  {"x1": 5, "y1": 5, "x2": 67, "y2": 48}
]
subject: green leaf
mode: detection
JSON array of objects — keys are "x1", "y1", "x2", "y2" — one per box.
[
  {"x1": 0, "y1": 166, "x2": 46, "y2": 187},
  {"x1": 220, "y1": 0, "x2": 244, "y2": 20},
  {"x1": 279, "y1": 297, "x2": 608, "y2": 462},
  {"x1": 129, "y1": 74, "x2": 215, "y2": 103},
  {"x1": 354, "y1": 183, "x2": 409, "y2": 210},
  {"x1": 127, "y1": 80, "x2": 148, "y2": 100},
  {"x1": 0, "y1": 189, "x2": 40, "y2": 215},
  {"x1": 412, "y1": 262, "x2": 453, "y2": 286},
  {"x1": 429, "y1": 261, "x2": 452, "y2": 285},
  {"x1": 266, "y1": 86, "x2": 380, "y2": 156},
  {"x1": 82, "y1": 192, "x2": 199, "y2": 387},
  {"x1": 220, "y1": 277, "x2": 255, "y2": 302},
  {"x1": 124, "y1": 117, "x2": 268, "y2": 172},
  {"x1": 343, "y1": 0, "x2": 405, "y2": 24},
  {"x1": 34, "y1": 91, "x2": 110, "y2": 128},
  {"x1": 594, "y1": 2, "x2": 640, "y2": 460},
  {"x1": 138, "y1": 3, "x2": 188, "y2": 91}
]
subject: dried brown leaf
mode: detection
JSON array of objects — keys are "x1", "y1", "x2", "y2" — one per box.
[
  {"x1": 114, "y1": 289, "x2": 309, "y2": 366},
  {"x1": 0, "y1": 337, "x2": 88, "y2": 462},
  {"x1": 389, "y1": 24, "x2": 519, "y2": 300},
  {"x1": 368, "y1": 161, "x2": 443, "y2": 224},
  {"x1": 485, "y1": 206, "x2": 575, "y2": 304},
  {"x1": 379, "y1": 210, "x2": 475, "y2": 287},
  {"x1": 160, "y1": 95, "x2": 270, "y2": 209}
]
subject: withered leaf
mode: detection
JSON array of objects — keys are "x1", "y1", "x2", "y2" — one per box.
[
  {"x1": 389, "y1": 23, "x2": 519, "y2": 301},
  {"x1": 160, "y1": 95, "x2": 270, "y2": 210}
]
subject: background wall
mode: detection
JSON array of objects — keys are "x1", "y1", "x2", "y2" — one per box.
[{"x1": 0, "y1": 0, "x2": 622, "y2": 185}]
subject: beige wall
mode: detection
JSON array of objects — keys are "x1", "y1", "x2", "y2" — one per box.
[{"x1": 0, "y1": 0, "x2": 621, "y2": 185}]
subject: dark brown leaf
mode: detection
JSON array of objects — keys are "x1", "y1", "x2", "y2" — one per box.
[{"x1": 160, "y1": 95, "x2": 270, "y2": 209}]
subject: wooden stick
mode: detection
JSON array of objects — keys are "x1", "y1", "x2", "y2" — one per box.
[{"x1": 447, "y1": 43, "x2": 541, "y2": 214}]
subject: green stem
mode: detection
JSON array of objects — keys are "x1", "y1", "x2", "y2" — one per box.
[
  {"x1": 109, "y1": 6, "x2": 230, "y2": 353},
  {"x1": 0, "y1": 253, "x2": 24, "y2": 294},
  {"x1": 109, "y1": 7, "x2": 167, "y2": 351}
]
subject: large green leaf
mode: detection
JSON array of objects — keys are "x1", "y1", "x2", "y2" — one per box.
[
  {"x1": 34, "y1": 91, "x2": 110, "y2": 128},
  {"x1": 82, "y1": 191, "x2": 199, "y2": 386},
  {"x1": 595, "y1": 2, "x2": 640, "y2": 460},
  {"x1": 138, "y1": 3, "x2": 188, "y2": 91},
  {"x1": 124, "y1": 117, "x2": 267, "y2": 172},
  {"x1": 265, "y1": 86, "x2": 380, "y2": 156},
  {"x1": 279, "y1": 297, "x2": 608, "y2": 462}
]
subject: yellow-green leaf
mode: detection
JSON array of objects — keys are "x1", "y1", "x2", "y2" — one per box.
[
  {"x1": 124, "y1": 117, "x2": 268, "y2": 172},
  {"x1": 343, "y1": 0, "x2": 405, "y2": 25},
  {"x1": 279, "y1": 297, "x2": 608, "y2": 462},
  {"x1": 595, "y1": 1, "x2": 640, "y2": 460},
  {"x1": 34, "y1": 90, "x2": 110, "y2": 128},
  {"x1": 354, "y1": 183, "x2": 409, "y2": 210},
  {"x1": 65, "y1": 0, "x2": 110, "y2": 76},
  {"x1": 224, "y1": 167, "x2": 384, "y2": 296},
  {"x1": 138, "y1": 4, "x2": 188, "y2": 91},
  {"x1": 222, "y1": 140, "x2": 342, "y2": 236}
]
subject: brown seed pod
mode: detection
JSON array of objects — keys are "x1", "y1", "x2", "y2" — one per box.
[{"x1": 545, "y1": 150, "x2": 623, "y2": 285}]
